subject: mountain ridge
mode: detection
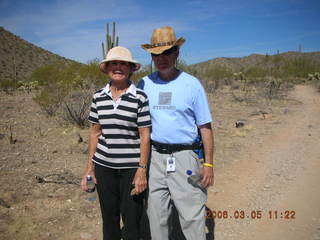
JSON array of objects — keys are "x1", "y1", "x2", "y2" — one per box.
[
  {"x1": 191, "y1": 51, "x2": 320, "y2": 74},
  {"x1": 0, "y1": 27, "x2": 78, "y2": 83},
  {"x1": 1, "y1": 27, "x2": 319, "y2": 83}
]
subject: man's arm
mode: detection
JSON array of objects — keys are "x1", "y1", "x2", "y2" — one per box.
[{"x1": 199, "y1": 122, "x2": 214, "y2": 188}]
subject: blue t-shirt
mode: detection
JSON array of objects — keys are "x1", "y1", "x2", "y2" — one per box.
[{"x1": 138, "y1": 71, "x2": 212, "y2": 144}]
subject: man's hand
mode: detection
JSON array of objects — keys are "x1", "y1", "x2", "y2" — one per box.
[{"x1": 201, "y1": 166, "x2": 214, "y2": 188}]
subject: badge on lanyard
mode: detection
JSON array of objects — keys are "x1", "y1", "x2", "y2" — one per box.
[{"x1": 166, "y1": 155, "x2": 176, "y2": 172}]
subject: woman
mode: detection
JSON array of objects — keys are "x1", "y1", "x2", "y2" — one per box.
[{"x1": 81, "y1": 46, "x2": 151, "y2": 240}]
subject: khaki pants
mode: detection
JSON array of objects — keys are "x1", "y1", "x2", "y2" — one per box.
[{"x1": 147, "y1": 148, "x2": 207, "y2": 240}]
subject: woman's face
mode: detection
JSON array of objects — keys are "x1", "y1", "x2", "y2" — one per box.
[
  {"x1": 152, "y1": 47, "x2": 178, "y2": 72},
  {"x1": 106, "y1": 61, "x2": 133, "y2": 82}
]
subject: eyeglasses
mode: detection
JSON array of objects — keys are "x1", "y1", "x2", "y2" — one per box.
[{"x1": 151, "y1": 47, "x2": 177, "y2": 57}]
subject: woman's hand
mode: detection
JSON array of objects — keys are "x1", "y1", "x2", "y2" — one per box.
[
  {"x1": 132, "y1": 168, "x2": 147, "y2": 194},
  {"x1": 81, "y1": 169, "x2": 97, "y2": 192}
]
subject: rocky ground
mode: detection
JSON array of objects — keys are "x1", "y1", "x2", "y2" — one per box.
[{"x1": 0, "y1": 84, "x2": 319, "y2": 240}]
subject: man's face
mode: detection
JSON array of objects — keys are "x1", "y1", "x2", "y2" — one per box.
[{"x1": 151, "y1": 47, "x2": 179, "y2": 72}]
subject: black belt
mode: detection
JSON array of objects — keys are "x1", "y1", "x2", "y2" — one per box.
[{"x1": 151, "y1": 140, "x2": 201, "y2": 154}]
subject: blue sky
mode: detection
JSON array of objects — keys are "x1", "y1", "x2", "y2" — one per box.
[{"x1": 1, "y1": 0, "x2": 319, "y2": 65}]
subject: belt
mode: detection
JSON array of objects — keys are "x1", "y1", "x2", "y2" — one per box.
[{"x1": 151, "y1": 140, "x2": 201, "y2": 154}]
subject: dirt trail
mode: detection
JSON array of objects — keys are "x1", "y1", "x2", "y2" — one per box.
[{"x1": 208, "y1": 85, "x2": 320, "y2": 240}]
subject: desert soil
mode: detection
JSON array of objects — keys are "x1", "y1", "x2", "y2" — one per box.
[{"x1": 0, "y1": 84, "x2": 319, "y2": 240}]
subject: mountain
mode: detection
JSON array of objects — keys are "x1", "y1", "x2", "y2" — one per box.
[
  {"x1": 191, "y1": 51, "x2": 320, "y2": 75},
  {"x1": 0, "y1": 27, "x2": 77, "y2": 83}
]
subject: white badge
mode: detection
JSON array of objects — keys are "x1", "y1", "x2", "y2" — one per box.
[{"x1": 166, "y1": 155, "x2": 176, "y2": 172}]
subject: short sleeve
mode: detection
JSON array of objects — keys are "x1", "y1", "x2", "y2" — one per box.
[
  {"x1": 193, "y1": 84, "x2": 213, "y2": 126},
  {"x1": 88, "y1": 95, "x2": 99, "y2": 124},
  {"x1": 137, "y1": 94, "x2": 151, "y2": 128}
]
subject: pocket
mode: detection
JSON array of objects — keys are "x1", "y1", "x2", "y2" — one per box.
[{"x1": 188, "y1": 150, "x2": 202, "y2": 173}]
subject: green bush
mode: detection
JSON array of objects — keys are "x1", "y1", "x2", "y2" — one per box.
[
  {"x1": 31, "y1": 60, "x2": 105, "y2": 118},
  {"x1": 244, "y1": 66, "x2": 268, "y2": 79},
  {"x1": 279, "y1": 58, "x2": 319, "y2": 79},
  {"x1": 0, "y1": 78, "x2": 17, "y2": 94}
]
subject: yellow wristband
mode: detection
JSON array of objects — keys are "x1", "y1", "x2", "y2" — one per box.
[{"x1": 203, "y1": 163, "x2": 214, "y2": 168}]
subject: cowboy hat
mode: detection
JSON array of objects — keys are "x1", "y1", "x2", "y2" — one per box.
[
  {"x1": 100, "y1": 46, "x2": 141, "y2": 73},
  {"x1": 141, "y1": 26, "x2": 185, "y2": 55}
]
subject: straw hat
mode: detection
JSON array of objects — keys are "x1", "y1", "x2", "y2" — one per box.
[
  {"x1": 100, "y1": 46, "x2": 141, "y2": 73},
  {"x1": 141, "y1": 26, "x2": 185, "y2": 55}
]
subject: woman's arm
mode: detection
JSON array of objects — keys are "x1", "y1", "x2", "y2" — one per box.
[
  {"x1": 81, "y1": 123, "x2": 102, "y2": 191},
  {"x1": 132, "y1": 127, "x2": 150, "y2": 194}
]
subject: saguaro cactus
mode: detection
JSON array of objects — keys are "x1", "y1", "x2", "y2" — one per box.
[{"x1": 102, "y1": 22, "x2": 119, "y2": 59}]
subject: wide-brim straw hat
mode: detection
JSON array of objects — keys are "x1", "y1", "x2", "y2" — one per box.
[
  {"x1": 100, "y1": 46, "x2": 141, "y2": 73},
  {"x1": 141, "y1": 26, "x2": 185, "y2": 55}
]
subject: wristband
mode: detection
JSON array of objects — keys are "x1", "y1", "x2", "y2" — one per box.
[
  {"x1": 203, "y1": 163, "x2": 214, "y2": 168},
  {"x1": 138, "y1": 164, "x2": 147, "y2": 169}
]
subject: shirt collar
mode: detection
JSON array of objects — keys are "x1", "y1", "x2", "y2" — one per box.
[{"x1": 101, "y1": 81, "x2": 137, "y2": 97}]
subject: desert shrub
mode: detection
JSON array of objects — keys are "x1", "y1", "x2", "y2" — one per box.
[
  {"x1": 17, "y1": 80, "x2": 39, "y2": 92},
  {"x1": 60, "y1": 88, "x2": 93, "y2": 128},
  {"x1": 196, "y1": 65, "x2": 233, "y2": 92},
  {"x1": 244, "y1": 66, "x2": 268, "y2": 79},
  {"x1": 263, "y1": 77, "x2": 283, "y2": 99},
  {"x1": 307, "y1": 72, "x2": 320, "y2": 92},
  {"x1": 307, "y1": 72, "x2": 320, "y2": 81},
  {"x1": 31, "y1": 60, "x2": 105, "y2": 119},
  {"x1": 207, "y1": 65, "x2": 232, "y2": 81},
  {"x1": 279, "y1": 58, "x2": 318, "y2": 80},
  {"x1": 78, "y1": 59, "x2": 106, "y2": 87},
  {"x1": 0, "y1": 78, "x2": 17, "y2": 94},
  {"x1": 33, "y1": 82, "x2": 68, "y2": 115}
]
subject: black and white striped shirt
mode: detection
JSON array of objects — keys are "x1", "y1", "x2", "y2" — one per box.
[{"x1": 88, "y1": 83, "x2": 151, "y2": 169}]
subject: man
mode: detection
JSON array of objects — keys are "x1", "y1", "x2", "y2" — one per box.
[{"x1": 138, "y1": 26, "x2": 214, "y2": 240}]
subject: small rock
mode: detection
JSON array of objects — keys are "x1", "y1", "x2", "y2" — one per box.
[
  {"x1": 235, "y1": 121, "x2": 245, "y2": 128},
  {"x1": 0, "y1": 198, "x2": 10, "y2": 208},
  {"x1": 80, "y1": 232, "x2": 93, "y2": 239},
  {"x1": 78, "y1": 133, "x2": 83, "y2": 143},
  {"x1": 83, "y1": 147, "x2": 88, "y2": 154},
  {"x1": 263, "y1": 184, "x2": 271, "y2": 189}
]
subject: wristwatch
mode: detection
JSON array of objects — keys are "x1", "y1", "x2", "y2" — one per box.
[{"x1": 138, "y1": 164, "x2": 147, "y2": 169}]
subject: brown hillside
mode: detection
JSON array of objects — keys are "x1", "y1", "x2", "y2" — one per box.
[
  {"x1": 0, "y1": 27, "x2": 77, "y2": 82},
  {"x1": 191, "y1": 51, "x2": 320, "y2": 73}
]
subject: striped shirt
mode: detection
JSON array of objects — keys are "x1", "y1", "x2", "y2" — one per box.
[{"x1": 88, "y1": 82, "x2": 151, "y2": 169}]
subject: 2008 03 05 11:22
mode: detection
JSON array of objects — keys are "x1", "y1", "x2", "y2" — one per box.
[{"x1": 212, "y1": 210, "x2": 296, "y2": 219}]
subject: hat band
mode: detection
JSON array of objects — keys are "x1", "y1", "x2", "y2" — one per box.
[{"x1": 147, "y1": 41, "x2": 176, "y2": 48}]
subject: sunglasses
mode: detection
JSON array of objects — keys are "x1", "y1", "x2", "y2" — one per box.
[{"x1": 151, "y1": 47, "x2": 177, "y2": 57}]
